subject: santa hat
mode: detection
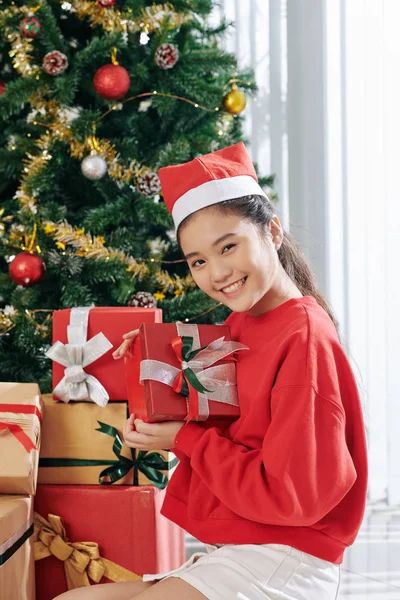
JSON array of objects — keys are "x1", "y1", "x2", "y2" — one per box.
[{"x1": 158, "y1": 142, "x2": 267, "y2": 230}]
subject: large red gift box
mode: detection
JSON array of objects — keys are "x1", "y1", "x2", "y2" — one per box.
[
  {"x1": 125, "y1": 322, "x2": 244, "y2": 422},
  {"x1": 51, "y1": 307, "x2": 162, "y2": 402},
  {"x1": 34, "y1": 484, "x2": 185, "y2": 600}
]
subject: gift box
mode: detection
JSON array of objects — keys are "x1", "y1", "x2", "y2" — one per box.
[
  {"x1": 0, "y1": 382, "x2": 43, "y2": 495},
  {"x1": 125, "y1": 321, "x2": 247, "y2": 422},
  {"x1": 34, "y1": 484, "x2": 185, "y2": 600},
  {"x1": 0, "y1": 495, "x2": 35, "y2": 600},
  {"x1": 38, "y1": 394, "x2": 177, "y2": 487},
  {"x1": 48, "y1": 306, "x2": 162, "y2": 405}
]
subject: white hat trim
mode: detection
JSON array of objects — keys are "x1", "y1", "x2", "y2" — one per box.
[{"x1": 172, "y1": 175, "x2": 267, "y2": 230}]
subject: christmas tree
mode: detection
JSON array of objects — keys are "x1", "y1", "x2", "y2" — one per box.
[{"x1": 0, "y1": 0, "x2": 273, "y2": 390}]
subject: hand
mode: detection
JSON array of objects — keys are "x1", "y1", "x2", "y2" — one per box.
[
  {"x1": 123, "y1": 413, "x2": 185, "y2": 451},
  {"x1": 112, "y1": 328, "x2": 139, "y2": 360}
]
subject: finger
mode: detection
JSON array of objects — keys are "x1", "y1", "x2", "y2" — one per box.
[
  {"x1": 122, "y1": 329, "x2": 139, "y2": 340},
  {"x1": 123, "y1": 419, "x2": 134, "y2": 439},
  {"x1": 112, "y1": 339, "x2": 131, "y2": 359},
  {"x1": 123, "y1": 413, "x2": 136, "y2": 433},
  {"x1": 134, "y1": 419, "x2": 161, "y2": 436},
  {"x1": 123, "y1": 430, "x2": 153, "y2": 447}
]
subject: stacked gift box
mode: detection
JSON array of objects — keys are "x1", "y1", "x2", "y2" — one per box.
[
  {"x1": 1, "y1": 306, "x2": 246, "y2": 600},
  {"x1": 0, "y1": 382, "x2": 43, "y2": 600},
  {"x1": 35, "y1": 305, "x2": 188, "y2": 600},
  {"x1": 1, "y1": 305, "x2": 187, "y2": 600}
]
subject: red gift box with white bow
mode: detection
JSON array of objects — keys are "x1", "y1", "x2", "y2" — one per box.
[{"x1": 48, "y1": 306, "x2": 162, "y2": 405}]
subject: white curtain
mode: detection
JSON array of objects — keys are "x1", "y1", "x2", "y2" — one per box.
[
  {"x1": 210, "y1": 0, "x2": 289, "y2": 227},
  {"x1": 340, "y1": 0, "x2": 400, "y2": 505}
]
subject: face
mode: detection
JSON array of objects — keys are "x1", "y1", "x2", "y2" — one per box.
[{"x1": 179, "y1": 205, "x2": 284, "y2": 314}]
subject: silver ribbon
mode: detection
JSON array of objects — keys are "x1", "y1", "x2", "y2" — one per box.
[
  {"x1": 46, "y1": 307, "x2": 113, "y2": 407},
  {"x1": 140, "y1": 322, "x2": 248, "y2": 421}
]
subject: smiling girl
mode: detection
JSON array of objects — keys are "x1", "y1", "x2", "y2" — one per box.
[{"x1": 56, "y1": 143, "x2": 368, "y2": 600}]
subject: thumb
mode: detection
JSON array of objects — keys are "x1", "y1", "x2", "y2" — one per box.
[{"x1": 124, "y1": 413, "x2": 136, "y2": 435}]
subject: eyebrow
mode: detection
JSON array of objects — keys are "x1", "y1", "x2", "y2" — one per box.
[{"x1": 184, "y1": 233, "x2": 237, "y2": 261}]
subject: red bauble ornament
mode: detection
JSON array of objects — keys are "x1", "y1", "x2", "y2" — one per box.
[
  {"x1": 20, "y1": 16, "x2": 41, "y2": 38},
  {"x1": 9, "y1": 252, "x2": 45, "y2": 287},
  {"x1": 0, "y1": 81, "x2": 5, "y2": 96},
  {"x1": 93, "y1": 64, "x2": 130, "y2": 100},
  {"x1": 97, "y1": 0, "x2": 116, "y2": 6}
]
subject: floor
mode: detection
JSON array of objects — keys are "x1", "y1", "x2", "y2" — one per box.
[
  {"x1": 338, "y1": 504, "x2": 400, "y2": 598},
  {"x1": 185, "y1": 504, "x2": 400, "y2": 599}
]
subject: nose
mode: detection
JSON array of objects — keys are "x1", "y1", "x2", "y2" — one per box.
[{"x1": 209, "y1": 259, "x2": 233, "y2": 287}]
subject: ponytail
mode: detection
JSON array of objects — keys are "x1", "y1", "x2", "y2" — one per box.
[{"x1": 278, "y1": 231, "x2": 340, "y2": 333}]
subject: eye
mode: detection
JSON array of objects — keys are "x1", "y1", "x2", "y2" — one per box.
[
  {"x1": 191, "y1": 258, "x2": 205, "y2": 269},
  {"x1": 222, "y1": 244, "x2": 236, "y2": 254}
]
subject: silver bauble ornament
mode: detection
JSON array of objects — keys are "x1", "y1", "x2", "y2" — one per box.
[{"x1": 81, "y1": 154, "x2": 107, "y2": 180}]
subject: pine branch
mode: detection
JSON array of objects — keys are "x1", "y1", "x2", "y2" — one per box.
[{"x1": 0, "y1": 77, "x2": 40, "y2": 118}]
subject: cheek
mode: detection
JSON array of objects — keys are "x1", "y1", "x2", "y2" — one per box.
[
  {"x1": 247, "y1": 243, "x2": 275, "y2": 278},
  {"x1": 191, "y1": 269, "x2": 210, "y2": 292}
]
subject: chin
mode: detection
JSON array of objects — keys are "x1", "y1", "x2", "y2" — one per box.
[{"x1": 224, "y1": 297, "x2": 255, "y2": 313}]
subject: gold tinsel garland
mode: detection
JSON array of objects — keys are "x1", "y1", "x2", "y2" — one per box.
[
  {"x1": 0, "y1": 305, "x2": 52, "y2": 337},
  {"x1": 43, "y1": 220, "x2": 196, "y2": 294},
  {"x1": 0, "y1": 209, "x2": 13, "y2": 237},
  {"x1": 0, "y1": 4, "x2": 42, "y2": 77},
  {"x1": 15, "y1": 96, "x2": 153, "y2": 213},
  {"x1": 71, "y1": 1, "x2": 191, "y2": 35}
]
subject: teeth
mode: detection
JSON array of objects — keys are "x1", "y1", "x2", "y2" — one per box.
[{"x1": 222, "y1": 277, "x2": 246, "y2": 294}]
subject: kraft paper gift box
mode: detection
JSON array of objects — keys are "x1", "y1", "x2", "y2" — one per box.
[
  {"x1": 125, "y1": 321, "x2": 247, "y2": 422},
  {"x1": 0, "y1": 495, "x2": 35, "y2": 600},
  {"x1": 0, "y1": 382, "x2": 43, "y2": 495},
  {"x1": 34, "y1": 484, "x2": 185, "y2": 600},
  {"x1": 38, "y1": 395, "x2": 177, "y2": 487},
  {"x1": 48, "y1": 306, "x2": 162, "y2": 405}
]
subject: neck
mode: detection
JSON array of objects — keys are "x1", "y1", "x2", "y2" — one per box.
[{"x1": 249, "y1": 273, "x2": 303, "y2": 317}]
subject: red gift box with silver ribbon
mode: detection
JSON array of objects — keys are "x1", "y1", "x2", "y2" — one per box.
[{"x1": 125, "y1": 322, "x2": 248, "y2": 422}]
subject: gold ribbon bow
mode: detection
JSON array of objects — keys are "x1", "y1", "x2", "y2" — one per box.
[{"x1": 33, "y1": 512, "x2": 141, "y2": 589}]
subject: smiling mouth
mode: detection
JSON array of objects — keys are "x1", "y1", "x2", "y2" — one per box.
[{"x1": 220, "y1": 277, "x2": 247, "y2": 294}]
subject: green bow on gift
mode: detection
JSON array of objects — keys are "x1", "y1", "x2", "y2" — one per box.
[
  {"x1": 170, "y1": 335, "x2": 215, "y2": 398},
  {"x1": 39, "y1": 421, "x2": 178, "y2": 489}
]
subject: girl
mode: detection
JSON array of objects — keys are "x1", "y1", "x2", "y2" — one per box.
[{"x1": 56, "y1": 142, "x2": 368, "y2": 600}]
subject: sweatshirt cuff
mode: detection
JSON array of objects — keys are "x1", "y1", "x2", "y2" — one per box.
[{"x1": 174, "y1": 422, "x2": 206, "y2": 457}]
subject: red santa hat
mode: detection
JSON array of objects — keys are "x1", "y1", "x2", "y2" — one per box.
[{"x1": 158, "y1": 142, "x2": 267, "y2": 230}]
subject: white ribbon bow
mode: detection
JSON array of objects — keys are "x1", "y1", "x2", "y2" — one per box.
[{"x1": 46, "y1": 307, "x2": 113, "y2": 407}]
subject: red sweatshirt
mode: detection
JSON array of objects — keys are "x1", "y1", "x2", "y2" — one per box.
[{"x1": 161, "y1": 296, "x2": 368, "y2": 564}]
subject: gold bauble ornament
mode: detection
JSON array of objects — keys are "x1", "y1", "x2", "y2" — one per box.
[{"x1": 223, "y1": 84, "x2": 247, "y2": 115}]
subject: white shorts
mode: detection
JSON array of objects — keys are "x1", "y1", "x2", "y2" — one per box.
[{"x1": 143, "y1": 543, "x2": 341, "y2": 600}]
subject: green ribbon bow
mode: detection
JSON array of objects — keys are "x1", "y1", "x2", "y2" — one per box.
[
  {"x1": 172, "y1": 335, "x2": 213, "y2": 397},
  {"x1": 39, "y1": 421, "x2": 178, "y2": 489}
]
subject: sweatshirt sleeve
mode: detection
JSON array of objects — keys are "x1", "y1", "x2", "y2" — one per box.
[{"x1": 174, "y1": 384, "x2": 357, "y2": 526}]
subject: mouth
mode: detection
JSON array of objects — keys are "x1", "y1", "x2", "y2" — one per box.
[{"x1": 220, "y1": 276, "x2": 248, "y2": 296}]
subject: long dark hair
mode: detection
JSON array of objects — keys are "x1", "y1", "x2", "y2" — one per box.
[{"x1": 179, "y1": 194, "x2": 340, "y2": 334}]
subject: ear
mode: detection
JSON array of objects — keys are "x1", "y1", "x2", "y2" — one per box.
[{"x1": 268, "y1": 216, "x2": 283, "y2": 250}]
